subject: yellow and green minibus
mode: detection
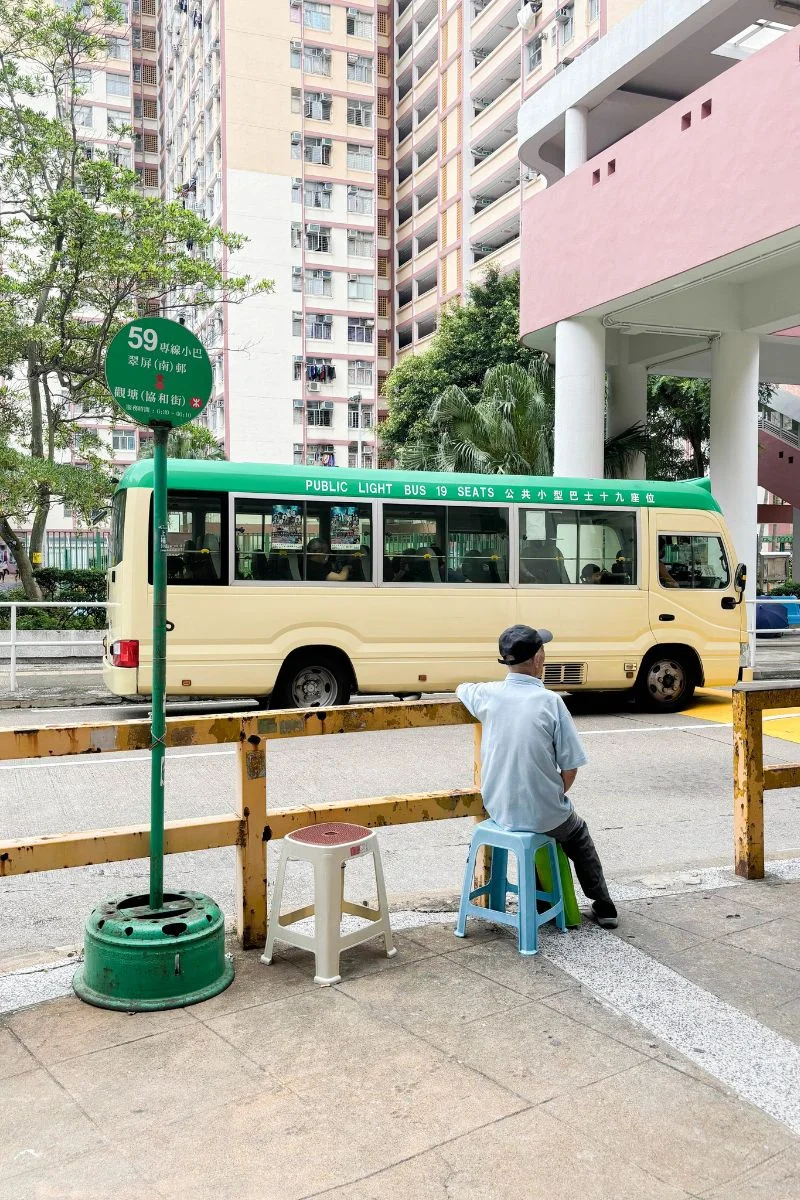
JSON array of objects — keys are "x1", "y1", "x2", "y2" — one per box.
[{"x1": 103, "y1": 460, "x2": 747, "y2": 712}]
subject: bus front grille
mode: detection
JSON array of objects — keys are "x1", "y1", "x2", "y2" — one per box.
[{"x1": 544, "y1": 663, "x2": 586, "y2": 686}]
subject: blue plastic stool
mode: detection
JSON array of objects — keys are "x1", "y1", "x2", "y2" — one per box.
[{"x1": 455, "y1": 820, "x2": 566, "y2": 955}]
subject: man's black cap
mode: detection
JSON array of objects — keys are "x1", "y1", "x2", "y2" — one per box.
[{"x1": 498, "y1": 623, "x2": 553, "y2": 666}]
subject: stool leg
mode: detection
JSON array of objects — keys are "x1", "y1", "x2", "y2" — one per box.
[
  {"x1": 517, "y1": 848, "x2": 539, "y2": 956},
  {"x1": 488, "y1": 847, "x2": 509, "y2": 914},
  {"x1": 371, "y1": 847, "x2": 397, "y2": 959},
  {"x1": 313, "y1": 857, "x2": 344, "y2": 985},
  {"x1": 455, "y1": 838, "x2": 480, "y2": 938},
  {"x1": 549, "y1": 840, "x2": 567, "y2": 932},
  {"x1": 261, "y1": 843, "x2": 289, "y2": 965}
]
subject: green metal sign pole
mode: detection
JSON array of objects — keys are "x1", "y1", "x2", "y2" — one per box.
[
  {"x1": 73, "y1": 315, "x2": 234, "y2": 1011},
  {"x1": 149, "y1": 422, "x2": 169, "y2": 911}
]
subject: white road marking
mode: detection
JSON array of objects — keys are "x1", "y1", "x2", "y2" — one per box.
[{"x1": 540, "y1": 924, "x2": 800, "y2": 1135}]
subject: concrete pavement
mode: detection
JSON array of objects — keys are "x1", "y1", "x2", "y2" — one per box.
[{"x1": 1, "y1": 874, "x2": 799, "y2": 1199}]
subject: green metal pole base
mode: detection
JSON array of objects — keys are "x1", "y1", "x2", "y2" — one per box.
[{"x1": 73, "y1": 891, "x2": 234, "y2": 1011}]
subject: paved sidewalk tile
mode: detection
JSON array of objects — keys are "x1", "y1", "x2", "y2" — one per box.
[
  {"x1": 0, "y1": 1025, "x2": 36, "y2": 1079},
  {"x1": 4, "y1": 1147, "x2": 160, "y2": 1200},
  {"x1": 544, "y1": 1058, "x2": 794, "y2": 1194},
  {"x1": 0, "y1": 1067, "x2": 105, "y2": 1182},
  {"x1": 725, "y1": 917, "x2": 800, "y2": 971},
  {"x1": 7, "y1": 994, "x2": 188, "y2": 1066},
  {"x1": 703, "y1": 1145, "x2": 800, "y2": 1198}
]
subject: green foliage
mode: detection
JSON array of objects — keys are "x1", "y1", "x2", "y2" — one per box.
[
  {"x1": 33, "y1": 567, "x2": 106, "y2": 602},
  {"x1": 763, "y1": 581, "x2": 798, "y2": 597},
  {"x1": 0, "y1": 0, "x2": 271, "y2": 598},
  {"x1": 402, "y1": 361, "x2": 649, "y2": 478},
  {"x1": 379, "y1": 268, "x2": 534, "y2": 460},
  {"x1": 138, "y1": 425, "x2": 225, "y2": 460},
  {"x1": 0, "y1": 565, "x2": 106, "y2": 628}
]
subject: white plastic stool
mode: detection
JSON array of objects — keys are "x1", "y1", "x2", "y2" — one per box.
[{"x1": 261, "y1": 821, "x2": 397, "y2": 984}]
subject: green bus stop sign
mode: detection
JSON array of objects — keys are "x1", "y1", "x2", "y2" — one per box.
[{"x1": 105, "y1": 316, "x2": 213, "y2": 428}]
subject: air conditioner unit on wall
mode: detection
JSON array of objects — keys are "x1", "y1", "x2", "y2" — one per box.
[
  {"x1": 307, "y1": 381, "x2": 320, "y2": 392},
  {"x1": 556, "y1": 6, "x2": 572, "y2": 23}
]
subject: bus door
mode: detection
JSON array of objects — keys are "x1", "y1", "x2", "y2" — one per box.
[
  {"x1": 516, "y1": 505, "x2": 651, "y2": 690},
  {"x1": 649, "y1": 510, "x2": 742, "y2": 686}
]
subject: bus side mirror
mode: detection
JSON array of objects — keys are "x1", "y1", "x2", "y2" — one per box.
[{"x1": 735, "y1": 562, "x2": 747, "y2": 601}]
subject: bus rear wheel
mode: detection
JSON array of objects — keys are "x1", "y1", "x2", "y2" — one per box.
[
  {"x1": 635, "y1": 651, "x2": 696, "y2": 713},
  {"x1": 272, "y1": 652, "x2": 352, "y2": 709}
]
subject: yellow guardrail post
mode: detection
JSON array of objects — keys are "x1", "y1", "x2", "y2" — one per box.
[
  {"x1": 236, "y1": 715, "x2": 268, "y2": 949},
  {"x1": 733, "y1": 685, "x2": 765, "y2": 879}
]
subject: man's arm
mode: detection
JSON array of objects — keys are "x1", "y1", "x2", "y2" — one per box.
[{"x1": 561, "y1": 767, "x2": 578, "y2": 793}]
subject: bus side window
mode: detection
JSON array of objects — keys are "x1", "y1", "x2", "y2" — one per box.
[
  {"x1": 519, "y1": 508, "x2": 636, "y2": 585},
  {"x1": 382, "y1": 505, "x2": 446, "y2": 584},
  {"x1": 234, "y1": 498, "x2": 372, "y2": 583},
  {"x1": 447, "y1": 506, "x2": 509, "y2": 584},
  {"x1": 151, "y1": 492, "x2": 225, "y2": 585},
  {"x1": 658, "y1": 534, "x2": 729, "y2": 590}
]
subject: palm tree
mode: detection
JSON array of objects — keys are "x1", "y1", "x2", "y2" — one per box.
[
  {"x1": 138, "y1": 425, "x2": 225, "y2": 461},
  {"x1": 401, "y1": 360, "x2": 648, "y2": 477}
]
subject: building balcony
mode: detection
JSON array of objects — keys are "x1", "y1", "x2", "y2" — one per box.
[
  {"x1": 397, "y1": 258, "x2": 414, "y2": 289},
  {"x1": 470, "y1": 136, "x2": 518, "y2": 193},
  {"x1": 472, "y1": 80, "x2": 519, "y2": 153},
  {"x1": 414, "y1": 18, "x2": 438, "y2": 75},
  {"x1": 414, "y1": 241, "x2": 438, "y2": 279},
  {"x1": 414, "y1": 287, "x2": 438, "y2": 322},
  {"x1": 471, "y1": 188, "x2": 520, "y2": 244},
  {"x1": 413, "y1": 62, "x2": 437, "y2": 106},
  {"x1": 471, "y1": 0, "x2": 519, "y2": 59},
  {"x1": 414, "y1": 196, "x2": 437, "y2": 238},
  {"x1": 471, "y1": 26, "x2": 521, "y2": 105},
  {"x1": 414, "y1": 106, "x2": 437, "y2": 148},
  {"x1": 471, "y1": 236, "x2": 521, "y2": 281},
  {"x1": 520, "y1": 24, "x2": 800, "y2": 344}
]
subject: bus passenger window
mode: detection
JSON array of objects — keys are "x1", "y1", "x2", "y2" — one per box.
[
  {"x1": 447, "y1": 506, "x2": 509, "y2": 584},
  {"x1": 658, "y1": 535, "x2": 729, "y2": 590},
  {"x1": 235, "y1": 499, "x2": 303, "y2": 582},
  {"x1": 304, "y1": 502, "x2": 372, "y2": 582},
  {"x1": 152, "y1": 492, "x2": 224, "y2": 585},
  {"x1": 382, "y1": 506, "x2": 446, "y2": 583},
  {"x1": 519, "y1": 508, "x2": 636, "y2": 585},
  {"x1": 234, "y1": 498, "x2": 372, "y2": 583}
]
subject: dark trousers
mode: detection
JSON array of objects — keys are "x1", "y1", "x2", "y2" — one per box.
[{"x1": 545, "y1": 810, "x2": 613, "y2": 907}]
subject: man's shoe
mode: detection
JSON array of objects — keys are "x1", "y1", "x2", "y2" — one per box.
[{"x1": 590, "y1": 901, "x2": 618, "y2": 929}]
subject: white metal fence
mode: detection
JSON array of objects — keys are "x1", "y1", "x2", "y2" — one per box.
[{"x1": 0, "y1": 601, "x2": 111, "y2": 693}]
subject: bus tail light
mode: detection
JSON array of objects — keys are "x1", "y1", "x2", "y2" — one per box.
[{"x1": 111, "y1": 639, "x2": 139, "y2": 669}]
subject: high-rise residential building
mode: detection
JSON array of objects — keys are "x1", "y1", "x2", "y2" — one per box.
[{"x1": 160, "y1": 0, "x2": 393, "y2": 470}]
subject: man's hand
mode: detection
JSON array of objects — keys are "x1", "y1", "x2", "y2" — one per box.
[{"x1": 561, "y1": 768, "x2": 578, "y2": 793}]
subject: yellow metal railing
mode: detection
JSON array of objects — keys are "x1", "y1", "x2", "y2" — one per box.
[
  {"x1": 732, "y1": 681, "x2": 800, "y2": 878},
  {"x1": 0, "y1": 701, "x2": 485, "y2": 947}
]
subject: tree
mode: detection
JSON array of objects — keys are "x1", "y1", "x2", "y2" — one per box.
[
  {"x1": 0, "y1": 1, "x2": 270, "y2": 597},
  {"x1": 379, "y1": 268, "x2": 534, "y2": 461},
  {"x1": 402, "y1": 361, "x2": 649, "y2": 477},
  {"x1": 138, "y1": 425, "x2": 225, "y2": 461},
  {"x1": 646, "y1": 376, "x2": 776, "y2": 480}
]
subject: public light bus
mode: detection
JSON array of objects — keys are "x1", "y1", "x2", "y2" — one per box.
[{"x1": 103, "y1": 460, "x2": 747, "y2": 713}]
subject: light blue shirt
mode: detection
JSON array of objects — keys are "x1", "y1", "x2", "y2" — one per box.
[{"x1": 456, "y1": 674, "x2": 588, "y2": 833}]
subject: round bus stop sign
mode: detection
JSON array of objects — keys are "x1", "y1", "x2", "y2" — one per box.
[{"x1": 105, "y1": 317, "x2": 213, "y2": 428}]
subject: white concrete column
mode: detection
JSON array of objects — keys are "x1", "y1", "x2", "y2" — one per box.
[
  {"x1": 553, "y1": 315, "x2": 606, "y2": 478},
  {"x1": 709, "y1": 333, "x2": 760, "y2": 664},
  {"x1": 793, "y1": 510, "x2": 800, "y2": 583},
  {"x1": 564, "y1": 105, "x2": 588, "y2": 175},
  {"x1": 607, "y1": 361, "x2": 648, "y2": 479}
]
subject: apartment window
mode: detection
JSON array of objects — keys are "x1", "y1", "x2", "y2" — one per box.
[
  {"x1": 305, "y1": 91, "x2": 332, "y2": 121},
  {"x1": 112, "y1": 431, "x2": 136, "y2": 452},
  {"x1": 134, "y1": 96, "x2": 158, "y2": 120},
  {"x1": 305, "y1": 224, "x2": 331, "y2": 253},
  {"x1": 377, "y1": 94, "x2": 388, "y2": 120},
  {"x1": 306, "y1": 357, "x2": 335, "y2": 382},
  {"x1": 558, "y1": 4, "x2": 575, "y2": 44},
  {"x1": 377, "y1": 175, "x2": 388, "y2": 197},
  {"x1": 292, "y1": 266, "x2": 303, "y2": 292},
  {"x1": 348, "y1": 317, "x2": 373, "y2": 344},
  {"x1": 110, "y1": 146, "x2": 131, "y2": 167},
  {"x1": 106, "y1": 72, "x2": 130, "y2": 96},
  {"x1": 347, "y1": 53, "x2": 373, "y2": 83},
  {"x1": 74, "y1": 104, "x2": 93, "y2": 128},
  {"x1": 347, "y1": 143, "x2": 373, "y2": 171},
  {"x1": 306, "y1": 313, "x2": 333, "y2": 340},
  {"x1": 106, "y1": 37, "x2": 129, "y2": 60},
  {"x1": 291, "y1": 222, "x2": 302, "y2": 248},
  {"x1": 290, "y1": 39, "x2": 301, "y2": 68},
  {"x1": 348, "y1": 404, "x2": 360, "y2": 429},
  {"x1": 347, "y1": 99, "x2": 373, "y2": 128},
  {"x1": 377, "y1": 51, "x2": 388, "y2": 77},
  {"x1": 305, "y1": 268, "x2": 332, "y2": 296},
  {"x1": 589, "y1": 0, "x2": 600, "y2": 20},
  {"x1": 306, "y1": 444, "x2": 335, "y2": 466},
  {"x1": 142, "y1": 63, "x2": 157, "y2": 86},
  {"x1": 347, "y1": 228, "x2": 374, "y2": 257},
  {"x1": 348, "y1": 360, "x2": 373, "y2": 387},
  {"x1": 290, "y1": 132, "x2": 301, "y2": 159},
  {"x1": 377, "y1": 295, "x2": 389, "y2": 318},
  {"x1": 294, "y1": 443, "x2": 304, "y2": 465},
  {"x1": 293, "y1": 355, "x2": 304, "y2": 381},
  {"x1": 132, "y1": 28, "x2": 157, "y2": 50},
  {"x1": 348, "y1": 273, "x2": 373, "y2": 301},
  {"x1": 347, "y1": 185, "x2": 373, "y2": 214},
  {"x1": 70, "y1": 68, "x2": 92, "y2": 94},
  {"x1": 136, "y1": 0, "x2": 156, "y2": 13},
  {"x1": 291, "y1": 177, "x2": 302, "y2": 203},
  {"x1": 141, "y1": 167, "x2": 159, "y2": 189},
  {"x1": 305, "y1": 180, "x2": 332, "y2": 208},
  {"x1": 361, "y1": 405, "x2": 374, "y2": 429},
  {"x1": 307, "y1": 401, "x2": 333, "y2": 427},
  {"x1": 141, "y1": 131, "x2": 158, "y2": 154},
  {"x1": 305, "y1": 135, "x2": 332, "y2": 165},
  {"x1": 377, "y1": 134, "x2": 388, "y2": 159},
  {"x1": 526, "y1": 36, "x2": 542, "y2": 72},
  {"x1": 377, "y1": 256, "x2": 389, "y2": 279},
  {"x1": 377, "y1": 333, "x2": 389, "y2": 357},
  {"x1": 289, "y1": 0, "x2": 301, "y2": 20},
  {"x1": 304, "y1": 2, "x2": 331, "y2": 31},
  {"x1": 304, "y1": 46, "x2": 332, "y2": 75},
  {"x1": 291, "y1": 87, "x2": 302, "y2": 114},
  {"x1": 348, "y1": 443, "x2": 359, "y2": 468},
  {"x1": 377, "y1": 10, "x2": 389, "y2": 34},
  {"x1": 292, "y1": 311, "x2": 303, "y2": 336},
  {"x1": 347, "y1": 8, "x2": 373, "y2": 38}
]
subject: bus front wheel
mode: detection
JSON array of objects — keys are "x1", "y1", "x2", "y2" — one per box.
[
  {"x1": 635, "y1": 651, "x2": 696, "y2": 713},
  {"x1": 272, "y1": 651, "x2": 352, "y2": 709}
]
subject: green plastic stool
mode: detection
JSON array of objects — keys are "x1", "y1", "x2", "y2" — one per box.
[{"x1": 536, "y1": 844, "x2": 581, "y2": 928}]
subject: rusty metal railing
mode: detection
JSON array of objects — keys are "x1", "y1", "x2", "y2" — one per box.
[{"x1": 0, "y1": 701, "x2": 485, "y2": 947}]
